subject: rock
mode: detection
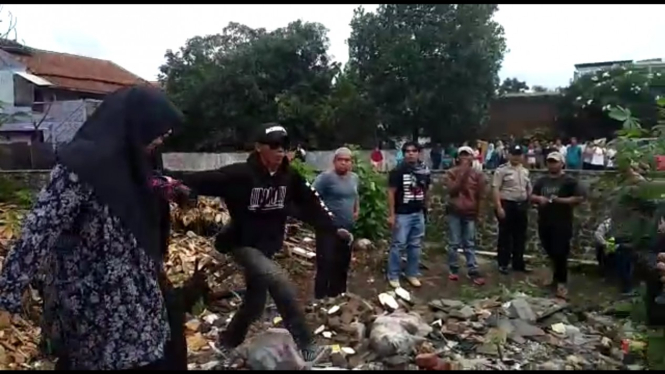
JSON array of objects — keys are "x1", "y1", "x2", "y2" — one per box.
[
  {"x1": 566, "y1": 355, "x2": 585, "y2": 367},
  {"x1": 475, "y1": 342, "x2": 500, "y2": 356},
  {"x1": 415, "y1": 353, "x2": 438, "y2": 369},
  {"x1": 353, "y1": 238, "x2": 373, "y2": 251},
  {"x1": 538, "y1": 361, "x2": 563, "y2": 370},
  {"x1": 584, "y1": 313, "x2": 615, "y2": 329},
  {"x1": 199, "y1": 360, "x2": 221, "y2": 370},
  {"x1": 450, "y1": 306, "x2": 475, "y2": 320},
  {"x1": 330, "y1": 352, "x2": 348, "y2": 368},
  {"x1": 383, "y1": 355, "x2": 409, "y2": 366},
  {"x1": 507, "y1": 298, "x2": 537, "y2": 323},
  {"x1": 495, "y1": 317, "x2": 514, "y2": 335},
  {"x1": 439, "y1": 299, "x2": 465, "y2": 309},
  {"x1": 510, "y1": 319, "x2": 545, "y2": 337},
  {"x1": 415, "y1": 353, "x2": 452, "y2": 370}
]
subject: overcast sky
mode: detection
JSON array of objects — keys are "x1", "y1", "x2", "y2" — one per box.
[{"x1": 4, "y1": 4, "x2": 664, "y2": 89}]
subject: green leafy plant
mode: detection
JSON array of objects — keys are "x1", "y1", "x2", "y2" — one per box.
[
  {"x1": 349, "y1": 148, "x2": 388, "y2": 241},
  {"x1": 609, "y1": 105, "x2": 644, "y2": 136},
  {"x1": 0, "y1": 178, "x2": 34, "y2": 208}
]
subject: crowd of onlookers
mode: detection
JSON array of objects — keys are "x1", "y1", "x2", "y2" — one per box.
[
  {"x1": 368, "y1": 137, "x2": 619, "y2": 173},
  {"x1": 424, "y1": 137, "x2": 618, "y2": 171}
]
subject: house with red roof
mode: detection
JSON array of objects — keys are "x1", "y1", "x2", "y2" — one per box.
[{"x1": 0, "y1": 40, "x2": 150, "y2": 109}]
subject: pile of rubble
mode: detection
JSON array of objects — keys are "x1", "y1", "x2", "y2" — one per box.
[
  {"x1": 182, "y1": 288, "x2": 648, "y2": 370},
  {"x1": 0, "y1": 205, "x2": 44, "y2": 369},
  {"x1": 0, "y1": 198, "x2": 323, "y2": 369},
  {"x1": 0, "y1": 198, "x2": 651, "y2": 371}
]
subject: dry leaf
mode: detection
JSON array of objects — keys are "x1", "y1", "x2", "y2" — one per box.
[{"x1": 186, "y1": 333, "x2": 209, "y2": 351}]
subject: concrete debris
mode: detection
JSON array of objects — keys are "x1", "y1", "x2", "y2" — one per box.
[{"x1": 0, "y1": 199, "x2": 652, "y2": 371}]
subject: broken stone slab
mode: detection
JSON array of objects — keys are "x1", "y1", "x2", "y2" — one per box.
[
  {"x1": 510, "y1": 319, "x2": 545, "y2": 338},
  {"x1": 506, "y1": 298, "x2": 537, "y2": 323},
  {"x1": 429, "y1": 299, "x2": 465, "y2": 311},
  {"x1": 449, "y1": 305, "x2": 475, "y2": 320}
]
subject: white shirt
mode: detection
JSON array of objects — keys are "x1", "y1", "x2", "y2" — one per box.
[
  {"x1": 590, "y1": 146, "x2": 605, "y2": 166},
  {"x1": 606, "y1": 148, "x2": 617, "y2": 167},
  {"x1": 558, "y1": 145, "x2": 567, "y2": 157}
]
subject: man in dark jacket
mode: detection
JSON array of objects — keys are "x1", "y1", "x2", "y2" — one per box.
[{"x1": 174, "y1": 123, "x2": 349, "y2": 364}]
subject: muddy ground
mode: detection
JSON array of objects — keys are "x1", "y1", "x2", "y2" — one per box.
[{"x1": 313, "y1": 246, "x2": 622, "y2": 308}]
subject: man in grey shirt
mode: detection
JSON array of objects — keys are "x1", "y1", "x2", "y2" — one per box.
[{"x1": 312, "y1": 147, "x2": 359, "y2": 299}]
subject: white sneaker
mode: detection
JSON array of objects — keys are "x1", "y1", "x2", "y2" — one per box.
[
  {"x1": 406, "y1": 277, "x2": 421, "y2": 287},
  {"x1": 388, "y1": 279, "x2": 400, "y2": 288}
]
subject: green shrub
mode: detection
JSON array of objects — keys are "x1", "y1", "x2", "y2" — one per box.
[{"x1": 0, "y1": 178, "x2": 35, "y2": 208}]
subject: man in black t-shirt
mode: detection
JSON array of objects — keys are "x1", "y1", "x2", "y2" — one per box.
[
  {"x1": 387, "y1": 141, "x2": 431, "y2": 289},
  {"x1": 531, "y1": 151, "x2": 585, "y2": 299}
]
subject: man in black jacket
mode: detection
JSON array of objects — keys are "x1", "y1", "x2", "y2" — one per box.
[{"x1": 174, "y1": 123, "x2": 350, "y2": 364}]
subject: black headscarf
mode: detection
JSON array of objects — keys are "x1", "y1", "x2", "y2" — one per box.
[{"x1": 57, "y1": 86, "x2": 184, "y2": 261}]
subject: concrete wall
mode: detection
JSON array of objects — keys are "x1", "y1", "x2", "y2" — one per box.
[
  {"x1": 162, "y1": 149, "x2": 437, "y2": 172},
  {"x1": 0, "y1": 168, "x2": 616, "y2": 261}
]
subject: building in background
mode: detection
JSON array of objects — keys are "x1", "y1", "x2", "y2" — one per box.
[
  {"x1": 573, "y1": 58, "x2": 665, "y2": 80},
  {"x1": 0, "y1": 41, "x2": 149, "y2": 168},
  {"x1": 0, "y1": 40, "x2": 149, "y2": 145}
]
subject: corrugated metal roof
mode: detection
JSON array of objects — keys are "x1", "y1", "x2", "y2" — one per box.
[
  {"x1": 15, "y1": 71, "x2": 52, "y2": 86},
  {"x1": 4, "y1": 47, "x2": 148, "y2": 94}
]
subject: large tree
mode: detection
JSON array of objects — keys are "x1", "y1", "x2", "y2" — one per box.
[
  {"x1": 347, "y1": 4, "x2": 507, "y2": 142},
  {"x1": 556, "y1": 66, "x2": 665, "y2": 140},
  {"x1": 498, "y1": 77, "x2": 529, "y2": 95},
  {"x1": 159, "y1": 21, "x2": 340, "y2": 151}
]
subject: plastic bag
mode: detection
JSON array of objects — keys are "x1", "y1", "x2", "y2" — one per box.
[
  {"x1": 368, "y1": 312, "x2": 432, "y2": 357},
  {"x1": 245, "y1": 328, "x2": 307, "y2": 370}
]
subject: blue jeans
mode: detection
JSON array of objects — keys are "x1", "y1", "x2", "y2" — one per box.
[
  {"x1": 387, "y1": 212, "x2": 425, "y2": 281},
  {"x1": 447, "y1": 214, "x2": 479, "y2": 274}
]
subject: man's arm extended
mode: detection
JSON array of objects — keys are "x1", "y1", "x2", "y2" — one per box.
[
  {"x1": 290, "y1": 171, "x2": 336, "y2": 233},
  {"x1": 165, "y1": 164, "x2": 239, "y2": 199}
]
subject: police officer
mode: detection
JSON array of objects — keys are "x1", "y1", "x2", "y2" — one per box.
[{"x1": 492, "y1": 144, "x2": 532, "y2": 274}]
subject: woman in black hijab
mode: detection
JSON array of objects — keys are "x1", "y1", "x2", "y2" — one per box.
[
  {"x1": 0, "y1": 86, "x2": 184, "y2": 370},
  {"x1": 148, "y1": 149, "x2": 191, "y2": 370}
]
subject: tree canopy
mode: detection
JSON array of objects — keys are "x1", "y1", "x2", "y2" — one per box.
[
  {"x1": 159, "y1": 5, "x2": 507, "y2": 151},
  {"x1": 556, "y1": 66, "x2": 665, "y2": 139},
  {"x1": 498, "y1": 77, "x2": 529, "y2": 95},
  {"x1": 347, "y1": 4, "x2": 507, "y2": 143}
]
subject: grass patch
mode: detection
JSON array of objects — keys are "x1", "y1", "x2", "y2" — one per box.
[
  {"x1": 647, "y1": 330, "x2": 665, "y2": 370},
  {"x1": 0, "y1": 178, "x2": 34, "y2": 208}
]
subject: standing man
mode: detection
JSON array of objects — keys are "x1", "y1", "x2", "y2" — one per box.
[
  {"x1": 493, "y1": 145, "x2": 532, "y2": 275},
  {"x1": 531, "y1": 152, "x2": 585, "y2": 299},
  {"x1": 387, "y1": 141, "x2": 431, "y2": 288},
  {"x1": 565, "y1": 137, "x2": 582, "y2": 170},
  {"x1": 313, "y1": 147, "x2": 359, "y2": 300},
  {"x1": 445, "y1": 146, "x2": 486, "y2": 285},
  {"x1": 173, "y1": 123, "x2": 350, "y2": 364}
]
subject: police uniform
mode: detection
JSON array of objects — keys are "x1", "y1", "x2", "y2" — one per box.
[{"x1": 492, "y1": 145, "x2": 532, "y2": 272}]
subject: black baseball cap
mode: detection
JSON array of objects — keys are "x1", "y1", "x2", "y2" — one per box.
[
  {"x1": 509, "y1": 145, "x2": 524, "y2": 155},
  {"x1": 255, "y1": 122, "x2": 290, "y2": 148}
]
